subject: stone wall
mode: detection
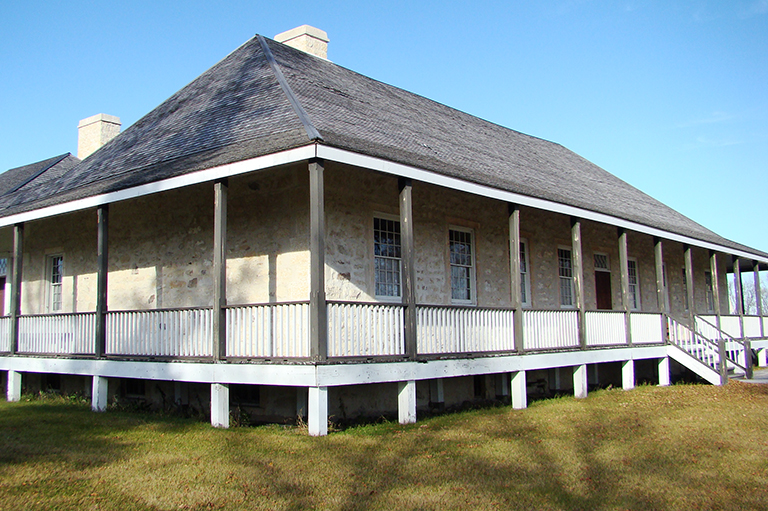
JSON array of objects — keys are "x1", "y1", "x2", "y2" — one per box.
[{"x1": 13, "y1": 162, "x2": 731, "y2": 316}]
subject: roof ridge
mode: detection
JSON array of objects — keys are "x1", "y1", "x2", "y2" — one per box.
[
  {"x1": 7, "y1": 153, "x2": 72, "y2": 195},
  {"x1": 257, "y1": 35, "x2": 322, "y2": 142}
]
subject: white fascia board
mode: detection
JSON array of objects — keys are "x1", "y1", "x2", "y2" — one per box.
[
  {"x1": 0, "y1": 346, "x2": 668, "y2": 387},
  {"x1": 315, "y1": 345, "x2": 670, "y2": 386},
  {"x1": 317, "y1": 146, "x2": 767, "y2": 263},
  {"x1": 0, "y1": 145, "x2": 317, "y2": 229},
  {"x1": 0, "y1": 357, "x2": 318, "y2": 386}
]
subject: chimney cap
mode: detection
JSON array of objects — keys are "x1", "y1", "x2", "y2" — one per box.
[
  {"x1": 78, "y1": 113, "x2": 121, "y2": 129},
  {"x1": 274, "y1": 25, "x2": 329, "y2": 60},
  {"x1": 275, "y1": 25, "x2": 329, "y2": 44}
]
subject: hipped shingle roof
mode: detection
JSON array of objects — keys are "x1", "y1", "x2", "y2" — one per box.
[{"x1": 0, "y1": 35, "x2": 763, "y2": 259}]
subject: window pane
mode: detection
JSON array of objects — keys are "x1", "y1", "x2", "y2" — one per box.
[
  {"x1": 449, "y1": 229, "x2": 473, "y2": 301},
  {"x1": 374, "y1": 218, "x2": 401, "y2": 297},
  {"x1": 628, "y1": 260, "x2": 639, "y2": 310},
  {"x1": 558, "y1": 248, "x2": 573, "y2": 306}
]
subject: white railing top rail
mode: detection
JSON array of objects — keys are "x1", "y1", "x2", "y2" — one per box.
[
  {"x1": 107, "y1": 306, "x2": 213, "y2": 314},
  {"x1": 19, "y1": 311, "x2": 98, "y2": 318},
  {"x1": 417, "y1": 303, "x2": 515, "y2": 312},
  {"x1": 226, "y1": 300, "x2": 311, "y2": 309}
]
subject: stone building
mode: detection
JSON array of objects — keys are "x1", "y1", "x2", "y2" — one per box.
[{"x1": 1, "y1": 26, "x2": 767, "y2": 435}]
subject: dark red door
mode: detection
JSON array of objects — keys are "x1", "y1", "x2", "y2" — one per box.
[{"x1": 595, "y1": 272, "x2": 612, "y2": 310}]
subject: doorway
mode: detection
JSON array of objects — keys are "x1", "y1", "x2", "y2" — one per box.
[{"x1": 594, "y1": 253, "x2": 612, "y2": 310}]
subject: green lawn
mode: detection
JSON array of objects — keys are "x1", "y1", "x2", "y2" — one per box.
[{"x1": 1, "y1": 382, "x2": 767, "y2": 510}]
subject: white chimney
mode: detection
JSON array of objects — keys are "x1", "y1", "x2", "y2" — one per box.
[
  {"x1": 78, "y1": 113, "x2": 121, "y2": 159},
  {"x1": 274, "y1": 25, "x2": 329, "y2": 60}
]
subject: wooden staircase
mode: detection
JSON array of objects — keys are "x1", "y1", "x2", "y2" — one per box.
[{"x1": 666, "y1": 315, "x2": 748, "y2": 385}]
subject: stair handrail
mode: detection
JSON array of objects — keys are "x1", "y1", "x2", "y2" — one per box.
[{"x1": 693, "y1": 315, "x2": 748, "y2": 373}]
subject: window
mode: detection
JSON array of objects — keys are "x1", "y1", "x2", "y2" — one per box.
[
  {"x1": 47, "y1": 255, "x2": 63, "y2": 312},
  {"x1": 558, "y1": 248, "x2": 574, "y2": 307},
  {"x1": 374, "y1": 217, "x2": 401, "y2": 298},
  {"x1": 449, "y1": 228, "x2": 474, "y2": 303},
  {"x1": 520, "y1": 239, "x2": 531, "y2": 306},
  {"x1": 682, "y1": 268, "x2": 689, "y2": 311},
  {"x1": 628, "y1": 259, "x2": 640, "y2": 310},
  {"x1": 705, "y1": 271, "x2": 715, "y2": 312},
  {"x1": 594, "y1": 253, "x2": 610, "y2": 272}
]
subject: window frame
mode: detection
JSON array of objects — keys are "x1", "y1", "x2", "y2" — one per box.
[
  {"x1": 449, "y1": 226, "x2": 476, "y2": 305},
  {"x1": 704, "y1": 270, "x2": 715, "y2": 313},
  {"x1": 558, "y1": 246, "x2": 575, "y2": 308},
  {"x1": 627, "y1": 257, "x2": 641, "y2": 311},
  {"x1": 46, "y1": 253, "x2": 64, "y2": 313},
  {"x1": 373, "y1": 214, "x2": 403, "y2": 302},
  {"x1": 682, "y1": 267, "x2": 689, "y2": 312},
  {"x1": 520, "y1": 238, "x2": 531, "y2": 307}
]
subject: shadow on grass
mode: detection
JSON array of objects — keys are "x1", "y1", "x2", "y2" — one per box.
[{"x1": 2, "y1": 383, "x2": 767, "y2": 510}]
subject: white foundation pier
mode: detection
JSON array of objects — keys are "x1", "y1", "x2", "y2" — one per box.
[
  {"x1": 398, "y1": 380, "x2": 417, "y2": 424},
  {"x1": 308, "y1": 386, "x2": 328, "y2": 436},
  {"x1": 573, "y1": 364, "x2": 588, "y2": 399},
  {"x1": 91, "y1": 375, "x2": 109, "y2": 412},
  {"x1": 211, "y1": 383, "x2": 230, "y2": 428}
]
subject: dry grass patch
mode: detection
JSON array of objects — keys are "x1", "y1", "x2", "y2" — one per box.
[{"x1": 1, "y1": 382, "x2": 767, "y2": 510}]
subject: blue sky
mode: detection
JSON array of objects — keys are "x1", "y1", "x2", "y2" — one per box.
[{"x1": 1, "y1": 1, "x2": 766, "y2": 252}]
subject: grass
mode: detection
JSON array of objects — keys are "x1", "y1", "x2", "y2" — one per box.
[{"x1": 1, "y1": 383, "x2": 768, "y2": 510}]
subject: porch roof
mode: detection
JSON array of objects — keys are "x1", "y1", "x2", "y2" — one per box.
[{"x1": 0, "y1": 35, "x2": 765, "y2": 261}]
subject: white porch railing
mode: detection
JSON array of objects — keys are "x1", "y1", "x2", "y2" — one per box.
[
  {"x1": 743, "y1": 316, "x2": 762, "y2": 338},
  {"x1": 585, "y1": 311, "x2": 626, "y2": 346},
  {"x1": 227, "y1": 302, "x2": 309, "y2": 358},
  {"x1": 17, "y1": 313, "x2": 97, "y2": 355},
  {"x1": 523, "y1": 310, "x2": 578, "y2": 350},
  {"x1": 417, "y1": 305, "x2": 514, "y2": 354},
  {"x1": 668, "y1": 316, "x2": 720, "y2": 371},
  {"x1": 328, "y1": 302, "x2": 404, "y2": 357},
  {"x1": 719, "y1": 316, "x2": 742, "y2": 338},
  {"x1": 0, "y1": 316, "x2": 10, "y2": 352},
  {"x1": 106, "y1": 308, "x2": 212, "y2": 357},
  {"x1": 630, "y1": 313, "x2": 664, "y2": 344}
]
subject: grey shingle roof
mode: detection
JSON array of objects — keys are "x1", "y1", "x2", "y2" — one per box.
[
  {"x1": 0, "y1": 153, "x2": 79, "y2": 197},
  {"x1": 0, "y1": 35, "x2": 763, "y2": 259}
]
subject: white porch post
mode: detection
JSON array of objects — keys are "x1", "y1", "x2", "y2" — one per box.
[
  {"x1": 758, "y1": 349, "x2": 767, "y2": 367},
  {"x1": 308, "y1": 386, "x2": 328, "y2": 436},
  {"x1": 658, "y1": 357, "x2": 671, "y2": 386},
  {"x1": 509, "y1": 204, "x2": 524, "y2": 352},
  {"x1": 296, "y1": 387, "x2": 308, "y2": 419},
  {"x1": 510, "y1": 370, "x2": 527, "y2": 409},
  {"x1": 429, "y1": 378, "x2": 444, "y2": 408},
  {"x1": 572, "y1": 218, "x2": 586, "y2": 349},
  {"x1": 210, "y1": 383, "x2": 230, "y2": 428},
  {"x1": 398, "y1": 380, "x2": 417, "y2": 425},
  {"x1": 621, "y1": 360, "x2": 635, "y2": 390},
  {"x1": 91, "y1": 376, "x2": 109, "y2": 412},
  {"x1": 496, "y1": 373, "x2": 510, "y2": 399},
  {"x1": 754, "y1": 261, "x2": 764, "y2": 338},
  {"x1": 573, "y1": 364, "x2": 588, "y2": 399},
  {"x1": 7, "y1": 370, "x2": 21, "y2": 402},
  {"x1": 619, "y1": 228, "x2": 632, "y2": 345}
]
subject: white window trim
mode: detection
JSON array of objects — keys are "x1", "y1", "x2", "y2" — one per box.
[
  {"x1": 682, "y1": 266, "x2": 689, "y2": 312},
  {"x1": 704, "y1": 270, "x2": 715, "y2": 313},
  {"x1": 373, "y1": 213, "x2": 402, "y2": 302},
  {"x1": 520, "y1": 238, "x2": 531, "y2": 308},
  {"x1": 45, "y1": 253, "x2": 64, "y2": 313},
  {"x1": 627, "y1": 257, "x2": 641, "y2": 311},
  {"x1": 594, "y1": 252, "x2": 611, "y2": 272},
  {"x1": 449, "y1": 225, "x2": 476, "y2": 305},
  {"x1": 558, "y1": 245, "x2": 576, "y2": 309}
]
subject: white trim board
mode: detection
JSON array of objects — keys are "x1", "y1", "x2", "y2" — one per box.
[{"x1": 0, "y1": 345, "x2": 668, "y2": 387}]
